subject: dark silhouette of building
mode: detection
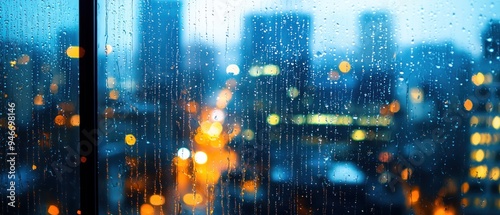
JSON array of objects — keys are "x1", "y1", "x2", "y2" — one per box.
[
  {"x1": 353, "y1": 11, "x2": 397, "y2": 107},
  {"x1": 359, "y1": 11, "x2": 396, "y2": 67},
  {"x1": 139, "y1": 0, "x2": 181, "y2": 97},
  {"x1": 238, "y1": 12, "x2": 312, "y2": 116}
]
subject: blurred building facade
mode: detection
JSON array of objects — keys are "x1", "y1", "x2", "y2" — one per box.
[{"x1": 464, "y1": 20, "x2": 500, "y2": 214}]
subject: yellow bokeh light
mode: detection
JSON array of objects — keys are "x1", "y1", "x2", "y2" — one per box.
[
  {"x1": 48, "y1": 205, "x2": 60, "y2": 215},
  {"x1": 70, "y1": 115, "x2": 80, "y2": 126},
  {"x1": 410, "y1": 88, "x2": 424, "y2": 103},
  {"x1": 209, "y1": 133, "x2": 229, "y2": 148},
  {"x1": 490, "y1": 167, "x2": 500, "y2": 180},
  {"x1": 292, "y1": 115, "x2": 306, "y2": 125},
  {"x1": 183, "y1": 193, "x2": 203, "y2": 206},
  {"x1": 66, "y1": 46, "x2": 85, "y2": 58},
  {"x1": 195, "y1": 165, "x2": 221, "y2": 184},
  {"x1": 206, "y1": 121, "x2": 223, "y2": 137},
  {"x1": 200, "y1": 121, "x2": 212, "y2": 133},
  {"x1": 351, "y1": 129, "x2": 366, "y2": 141},
  {"x1": 263, "y1": 64, "x2": 280, "y2": 75},
  {"x1": 140, "y1": 203, "x2": 154, "y2": 215},
  {"x1": 287, "y1": 87, "x2": 300, "y2": 99},
  {"x1": 267, "y1": 114, "x2": 280, "y2": 125},
  {"x1": 470, "y1": 116, "x2": 479, "y2": 126},
  {"x1": 493, "y1": 116, "x2": 500, "y2": 129},
  {"x1": 471, "y1": 132, "x2": 481, "y2": 145},
  {"x1": 470, "y1": 165, "x2": 488, "y2": 178},
  {"x1": 338, "y1": 61, "x2": 351, "y2": 73},
  {"x1": 473, "y1": 149, "x2": 485, "y2": 162},
  {"x1": 242, "y1": 129, "x2": 255, "y2": 141},
  {"x1": 194, "y1": 151, "x2": 208, "y2": 164},
  {"x1": 472, "y1": 72, "x2": 485, "y2": 86},
  {"x1": 464, "y1": 99, "x2": 473, "y2": 111},
  {"x1": 194, "y1": 132, "x2": 210, "y2": 145},
  {"x1": 125, "y1": 134, "x2": 137, "y2": 146},
  {"x1": 34, "y1": 94, "x2": 44, "y2": 105},
  {"x1": 32, "y1": 164, "x2": 37, "y2": 170},
  {"x1": 248, "y1": 65, "x2": 262, "y2": 77},
  {"x1": 149, "y1": 194, "x2": 165, "y2": 206},
  {"x1": 105, "y1": 44, "x2": 113, "y2": 55}
]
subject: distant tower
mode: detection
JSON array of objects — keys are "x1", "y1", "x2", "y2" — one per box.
[
  {"x1": 353, "y1": 11, "x2": 397, "y2": 109},
  {"x1": 359, "y1": 11, "x2": 395, "y2": 67},
  {"x1": 136, "y1": 0, "x2": 182, "y2": 140},
  {"x1": 139, "y1": 0, "x2": 181, "y2": 99},
  {"x1": 464, "y1": 20, "x2": 500, "y2": 213},
  {"x1": 239, "y1": 12, "x2": 311, "y2": 115}
]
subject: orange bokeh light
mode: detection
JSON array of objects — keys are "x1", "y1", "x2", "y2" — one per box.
[
  {"x1": 48, "y1": 205, "x2": 59, "y2": 215},
  {"x1": 54, "y1": 115, "x2": 66, "y2": 126}
]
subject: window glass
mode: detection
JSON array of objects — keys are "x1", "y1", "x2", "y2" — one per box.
[
  {"x1": 97, "y1": 0, "x2": 499, "y2": 214},
  {"x1": 0, "y1": 1, "x2": 80, "y2": 214}
]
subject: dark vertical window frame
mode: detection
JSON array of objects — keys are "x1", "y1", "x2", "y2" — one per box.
[{"x1": 79, "y1": 0, "x2": 98, "y2": 214}]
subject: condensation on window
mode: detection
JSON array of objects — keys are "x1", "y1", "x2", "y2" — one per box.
[
  {"x1": 0, "y1": 1, "x2": 80, "y2": 214},
  {"x1": 2, "y1": 0, "x2": 499, "y2": 214},
  {"x1": 95, "y1": 0, "x2": 500, "y2": 214}
]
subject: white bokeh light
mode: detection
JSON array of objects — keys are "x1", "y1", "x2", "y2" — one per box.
[
  {"x1": 226, "y1": 64, "x2": 240, "y2": 75},
  {"x1": 211, "y1": 109, "x2": 225, "y2": 122},
  {"x1": 177, "y1": 148, "x2": 191, "y2": 160}
]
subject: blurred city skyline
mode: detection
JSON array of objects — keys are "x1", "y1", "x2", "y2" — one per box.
[
  {"x1": 0, "y1": 0, "x2": 498, "y2": 58},
  {"x1": 1, "y1": 1, "x2": 499, "y2": 214}
]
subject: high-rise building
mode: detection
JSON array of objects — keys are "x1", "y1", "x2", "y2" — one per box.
[
  {"x1": 359, "y1": 11, "x2": 395, "y2": 67},
  {"x1": 464, "y1": 20, "x2": 500, "y2": 213},
  {"x1": 136, "y1": 0, "x2": 182, "y2": 139},
  {"x1": 238, "y1": 12, "x2": 311, "y2": 115},
  {"x1": 139, "y1": 0, "x2": 181, "y2": 99},
  {"x1": 354, "y1": 11, "x2": 397, "y2": 106},
  {"x1": 234, "y1": 11, "x2": 406, "y2": 214}
]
